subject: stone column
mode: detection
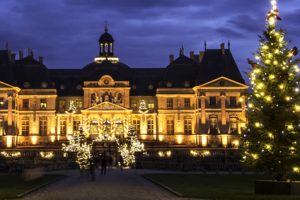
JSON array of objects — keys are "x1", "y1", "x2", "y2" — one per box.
[
  {"x1": 200, "y1": 95, "x2": 206, "y2": 124},
  {"x1": 221, "y1": 94, "x2": 226, "y2": 125},
  {"x1": 7, "y1": 96, "x2": 13, "y2": 126}
]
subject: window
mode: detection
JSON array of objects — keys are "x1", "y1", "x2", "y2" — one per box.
[
  {"x1": 166, "y1": 118, "x2": 174, "y2": 135},
  {"x1": 209, "y1": 115, "x2": 218, "y2": 134},
  {"x1": 131, "y1": 100, "x2": 137, "y2": 108},
  {"x1": 21, "y1": 117, "x2": 30, "y2": 136},
  {"x1": 147, "y1": 119, "x2": 154, "y2": 134},
  {"x1": 132, "y1": 119, "x2": 140, "y2": 134},
  {"x1": 166, "y1": 98, "x2": 173, "y2": 109},
  {"x1": 0, "y1": 97, "x2": 4, "y2": 106},
  {"x1": 229, "y1": 96, "x2": 237, "y2": 107},
  {"x1": 40, "y1": 99, "x2": 47, "y2": 109},
  {"x1": 198, "y1": 98, "x2": 201, "y2": 108},
  {"x1": 148, "y1": 100, "x2": 155, "y2": 109},
  {"x1": 209, "y1": 96, "x2": 217, "y2": 106},
  {"x1": 184, "y1": 98, "x2": 190, "y2": 108},
  {"x1": 60, "y1": 118, "x2": 67, "y2": 136},
  {"x1": 23, "y1": 99, "x2": 29, "y2": 109},
  {"x1": 73, "y1": 120, "x2": 81, "y2": 133},
  {"x1": 229, "y1": 117, "x2": 238, "y2": 134},
  {"x1": 39, "y1": 117, "x2": 47, "y2": 136},
  {"x1": 184, "y1": 118, "x2": 192, "y2": 134}
]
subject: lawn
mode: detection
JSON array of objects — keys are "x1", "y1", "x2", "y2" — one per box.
[
  {"x1": 144, "y1": 174, "x2": 300, "y2": 200},
  {"x1": 0, "y1": 174, "x2": 64, "y2": 199}
]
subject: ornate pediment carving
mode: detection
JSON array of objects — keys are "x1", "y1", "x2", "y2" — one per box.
[{"x1": 84, "y1": 102, "x2": 130, "y2": 111}]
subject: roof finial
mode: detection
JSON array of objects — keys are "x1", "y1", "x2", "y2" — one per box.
[
  {"x1": 204, "y1": 41, "x2": 207, "y2": 50},
  {"x1": 104, "y1": 21, "x2": 108, "y2": 33},
  {"x1": 180, "y1": 45, "x2": 184, "y2": 56},
  {"x1": 228, "y1": 40, "x2": 230, "y2": 50}
]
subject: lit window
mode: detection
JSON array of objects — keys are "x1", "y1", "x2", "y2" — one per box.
[
  {"x1": 166, "y1": 118, "x2": 174, "y2": 135},
  {"x1": 209, "y1": 115, "x2": 218, "y2": 134},
  {"x1": 184, "y1": 98, "x2": 190, "y2": 108},
  {"x1": 132, "y1": 119, "x2": 140, "y2": 134},
  {"x1": 73, "y1": 120, "x2": 81, "y2": 133},
  {"x1": 184, "y1": 118, "x2": 192, "y2": 134},
  {"x1": 23, "y1": 99, "x2": 29, "y2": 109},
  {"x1": 148, "y1": 103, "x2": 154, "y2": 109},
  {"x1": 147, "y1": 119, "x2": 154, "y2": 134},
  {"x1": 60, "y1": 118, "x2": 67, "y2": 136},
  {"x1": 40, "y1": 99, "x2": 47, "y2": 109},
  {"x1": 229, "y1": 117, "x2": 238, "y2": 134},
  {"x1": 39, "y1": 117, "x2": 47, "y2": 136},
  {"x1": 166, "y1": 98, "x2": 173, "y2": 109},
  {"x1": 21, "y1": 117, "x2": 30, "y2": 136}
]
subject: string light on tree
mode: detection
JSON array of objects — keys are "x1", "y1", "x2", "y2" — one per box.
[{"x1": 242, "y1": 0, "x2": 300, "y2": 182}]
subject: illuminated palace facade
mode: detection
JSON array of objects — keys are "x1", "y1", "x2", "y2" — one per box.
[{"x1": 0, "y1": 27, "x2": 247, "y2": 153}]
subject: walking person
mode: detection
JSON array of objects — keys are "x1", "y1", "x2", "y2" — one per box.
[{"x1": 101, "y1": 153, "x2": 107, "y2": 175}]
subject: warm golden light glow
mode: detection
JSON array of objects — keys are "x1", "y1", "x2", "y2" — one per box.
[
  {"x1": 158, "y1": 135, "x2": 164, "y2": 142},
  {"x1": 232, "y1": 140, "x2": 239, "y2": 148},
  {"x1": 221, "y1": 135, "x2": 228, "y2": 147},
  {"x1": 31, "y1": 136, "x2": 38, "y2": 145},
  {"x1": 6, "y1": 136, "x2": 13, "y2": 148},
  {"x1": 176, "y1": 135, "x2": 183, "y2": 144},
  {"x1": 40, "y1": 151, "x2": 54, "y2": 159},
  {"x1": 201, "y1": 135, "x2": 207, "y2": 147}
]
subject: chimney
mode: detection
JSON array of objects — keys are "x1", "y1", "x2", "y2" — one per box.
[
  {"x1": 28, "y1": 48, "x2": 31, "y2": 56},
  {"x1": 189, "y1": 51, "x2": 194, "y2": 60},
  {"x1": 10, "y1": 53, "x2": 16, "y2": 63},
  {"x1": 169, "y1": 54, "x2": 174, "y2": 63},
  {"x1": 199, "y1": 51, "x2": 204, "y2": 63},
  {"x1": 38, "y1": 56, "x2": 43, "y2": 64},
  {"x1": 19, "y1": 50, "x2": 23, "y2": 59},
  {"x1": 220, "y1": 43, "x2": 225, "y2": 55}
]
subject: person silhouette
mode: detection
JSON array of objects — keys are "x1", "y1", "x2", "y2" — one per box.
[{"x1": 101, "y1": 153, "x2": 107, "y2": 175}]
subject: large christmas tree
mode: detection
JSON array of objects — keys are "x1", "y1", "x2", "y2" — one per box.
[{"x1": 242, "y1": 0, "x2": 300, "y2": 181}]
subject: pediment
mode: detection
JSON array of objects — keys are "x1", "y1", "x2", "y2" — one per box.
[
  {"x1": 197, "y1": 77, "x2": 248, "y2": 88},
  {"x1": 84, "y1": 102, "x2": 130, "y2": 111},
  {"x1": 0, "y1": 81, "x2": 16, "y2": 89}
]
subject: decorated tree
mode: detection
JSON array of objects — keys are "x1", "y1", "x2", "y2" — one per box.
[
  {"x1": 118, "y1": 126, "x2": 144, "y2": 167},
  {"x1": 242, "y1": 0, "x2": 300, "y2": 181},
  {"x1": 62, "y1": 127, "x2": 92, "y2": 169}
]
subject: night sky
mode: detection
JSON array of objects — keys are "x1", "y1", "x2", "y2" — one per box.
[{"x1": 0, "y1": 0, "x2": 299, "y2": 79}]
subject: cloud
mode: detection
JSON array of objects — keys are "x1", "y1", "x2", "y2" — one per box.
[{"x1": 0, "y1": 0, "x2": 298, "y2": 76}]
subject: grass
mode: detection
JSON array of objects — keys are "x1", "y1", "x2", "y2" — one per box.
[
  {"x1": 0, "y1": 174, "x2": 64, "y2": 199},
  {"x1": 145, "y1": 173, "x2": 300, "y2": 200}
]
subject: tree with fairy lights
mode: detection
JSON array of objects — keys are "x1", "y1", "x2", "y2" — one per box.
[
  {"x1": 242, "y1": 0, "x2": 300, "y2": 181},
  {"x1": 117, "y1": 125, "x2": 144, "y2": 167},
  {"x1": 62, "y1": 127, "x2": 92, "y2": 169}
]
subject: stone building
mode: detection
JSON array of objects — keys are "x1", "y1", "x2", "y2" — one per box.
[{"x1": 0, "y1": 27, "x2": 247, "y2": 158}]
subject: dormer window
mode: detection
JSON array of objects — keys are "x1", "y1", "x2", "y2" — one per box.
[
  {"x1": 166, "y1": 82, "x2": 172, "y2": 87},
  {"x1": 40, "y1": 99, "x2": 47, "y2": 109},
  {"x1": 41, "y1": 82, "x2": 48, "y2": 88},
  {"x1": 23, "y1": 82, "x2": 30, "y2": 88}
]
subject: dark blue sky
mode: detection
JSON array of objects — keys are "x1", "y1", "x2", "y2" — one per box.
[{"x1": 0, "y1": 0, "x2": 299, "y2": 78}]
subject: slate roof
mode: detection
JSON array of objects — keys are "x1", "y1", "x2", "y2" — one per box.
[
  {"x1": 0, "y1": 50, "x2": 15, "y2": 85},
  {"x1": 197, "y1": 49, "x2": 245, "y2": 84},
  {"x1": 0, "y1": 47, "x2": 245, "y2": 96}
]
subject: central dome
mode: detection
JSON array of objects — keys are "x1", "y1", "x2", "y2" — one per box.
[{"x1": 99, "y1": 25, "x2": 114, "y2": 43}]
